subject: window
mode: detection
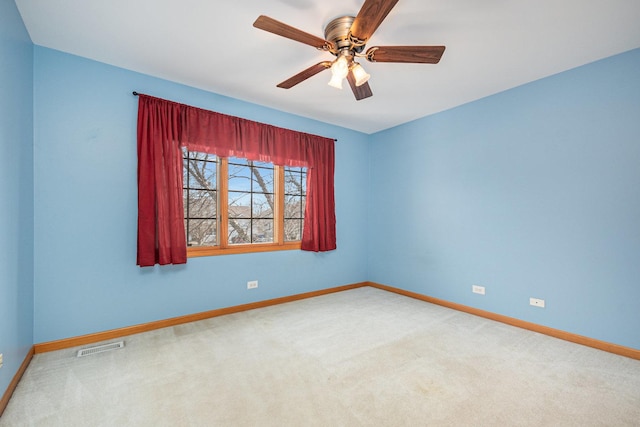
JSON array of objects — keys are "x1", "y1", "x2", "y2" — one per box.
[
  {"x1": 136, "y1": 93, "x2": 335, "y2": 267},
  {"x1": 183, "y1": 148, "x2": 306, "y2": 256}
]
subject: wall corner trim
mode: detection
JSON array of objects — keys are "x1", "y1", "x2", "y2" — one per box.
[
  {"x1": 0, "y1": 346, "x2": 35, "y2": 417},
  {"x1": 366, "y1": 281, "x2": 640, "y2": 360}
]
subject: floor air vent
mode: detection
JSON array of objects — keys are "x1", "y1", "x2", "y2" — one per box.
[{"x1": 77, "y1": 341, "x2": 125, "y2": 357}]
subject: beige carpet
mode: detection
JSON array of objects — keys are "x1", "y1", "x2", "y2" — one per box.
[{"x1": 2, "y1": 287, "x2": 639, "y2": 426}]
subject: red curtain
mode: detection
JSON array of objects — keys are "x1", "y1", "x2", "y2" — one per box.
[
  {"x1": 136, "y1": 94, "x2": 336, "y2": 266},
  {"x1": 301, "y1": 138, "x2": 335, "y2": 252},
  {"x1": 137, "y1": 95, "x2": 187, "y2": 266}
]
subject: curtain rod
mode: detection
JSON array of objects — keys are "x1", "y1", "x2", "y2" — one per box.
[{"x1": 131, "y1": 91, "x2": 337, "y2": 142}]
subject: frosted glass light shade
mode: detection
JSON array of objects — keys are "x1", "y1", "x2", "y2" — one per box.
[
  {"x1": 331, "y1": 56, "x2": 349, "y2": 78},
  {"x1": 328, "y1": 56, "x2": 349, "y2": 89},
  {"x1": 351, "y1": 63, "x2": 370, "y2": 86},
  {"x1": 328, "y1": 73, "x2": 343, "y2": 89}
]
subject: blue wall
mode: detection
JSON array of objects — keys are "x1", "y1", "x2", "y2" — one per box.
[
  {"x1": 32, "y1": 46, "x2": 369, "y2": 343},
  {"x1": 368, "y1": 48, "x2": 640, "y2": 350},
  {"x1": 0, "y1": 0, "x2": 34, "y2": 397}
]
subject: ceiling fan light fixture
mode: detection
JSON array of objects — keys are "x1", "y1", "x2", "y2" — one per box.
[
  {"x1": 331, "y1": 55, "x2": 349, "y2": 78},
  {"x1": 328, "y1": 73, "x2": 344, "y2": 89},
  {"x1": 254, "y1": 0, "x2": 445, "y2": 101},
  {"x1": 328, "y1": 55, "x2": 349, "y2": 89},
  {"x1": 351, "y1": 62, "x2": 370, "y2": 86}
]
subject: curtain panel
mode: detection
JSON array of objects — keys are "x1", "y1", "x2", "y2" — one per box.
[
  {"x1": 137, "y1": 96, "x2": 187, "y2": 266},
  {"x1": 136, "y1": 94, "x2": 336, "y2": 267}
]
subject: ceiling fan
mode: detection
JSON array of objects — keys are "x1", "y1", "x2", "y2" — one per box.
[{"x1": 253, "y1": 0, "x2": 445, "y2": 101}]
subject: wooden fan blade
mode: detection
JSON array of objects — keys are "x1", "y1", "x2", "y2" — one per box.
[
  {"x1": 347, "y1": 70, "x2": 373, "y2": 101},
  {"x1": 366, "y1": 45, "x2": 446, "y2": 63},
  {"x1": 277, "y1": 62, "x2": 332, "y2": 89},
  {"x1": 350, "y1": 0, "x2": 400, "y2": 42},
  {"x1": 253, "y1": 15, "x2": 333, "y2": 50}
]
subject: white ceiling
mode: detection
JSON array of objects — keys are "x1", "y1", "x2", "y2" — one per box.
[{"x1": 15, "y1": 0, "x2": 640, "y2": 134}]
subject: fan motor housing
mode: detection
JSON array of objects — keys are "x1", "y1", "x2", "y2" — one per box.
[{"x1": 324, "y1": 16, "x2": 364, "y2": 53}]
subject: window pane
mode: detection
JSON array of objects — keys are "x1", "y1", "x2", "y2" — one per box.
[
  {"x1": 185, "y1": 157, "x2": 216, "y2": 190},
  {"x1": 252, "y1": 219, "x2": 274, "y2": 243},
  {"x1": 252, "y1": 167, "x2": 274, "y2": 193},
  {"x1": 284, "y1": 195, "x2": 303, "y2": 219},
  {"x1": 284, "y1": 170, "x2": 303, "y2": 195},
  {"x1": 228, "y1": 191, "x2": 251, "y2": 218},
  {"x1": 229, "y1": 219, "x2": 251, "y2": 244},
  {"x1": 284, "y1": 165, "x2": 306, "y2": 243},
  {"x1": 228, "y1": 164, "x2": 251, "y2": 192},
  {"x1": 183, "y1": 157, "x2": 188, "y2": 187},
  {"x1": 186, "y1": 189, "x2": 216, "y2": 218},
  {"x1": 186, "y1": 219, "x2": 217, "y2": 247},
  {"x1": 183, "y1": 189, "x2": 188, "y2": 217},
  {"x1": 253, "y1": 193, "x2": 273, "y2": 218},
  {"x1": 284, "y1": 219, "x2": 302, "y2": 242}
]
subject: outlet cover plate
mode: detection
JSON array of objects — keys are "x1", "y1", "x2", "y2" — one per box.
[
  {"x1": 472, "y1": 285, "x2": 485, "y2": 295},
  {"x1": 530, "y1": 297, "x2": 545, "y2": 308},
  {"x1": 247, "y1": 280, "x2": 258, "y2": 289}
]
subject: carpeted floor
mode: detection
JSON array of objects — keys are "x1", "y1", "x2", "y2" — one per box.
[{"x1": 2, "y1": 286, "x2": 639, "y2": 426}]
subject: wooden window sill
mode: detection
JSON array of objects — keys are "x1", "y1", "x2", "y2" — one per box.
[{"x1": 187, "y1": 241, "x2": 302, "y2": 257}]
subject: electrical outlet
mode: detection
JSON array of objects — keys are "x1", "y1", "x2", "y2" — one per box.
[
  {"x1": 530, "y1": 297, "x2": 545, "y2": 308},
  {"x1": 247, "y1": 280, "x2": 258, "y2": 289},
  {"x1": 472, "y1": 285, "x2": 485, "y2": 295},
  {"x1": 0, "y1": 353, "x2": 3, "y2": 369}
]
